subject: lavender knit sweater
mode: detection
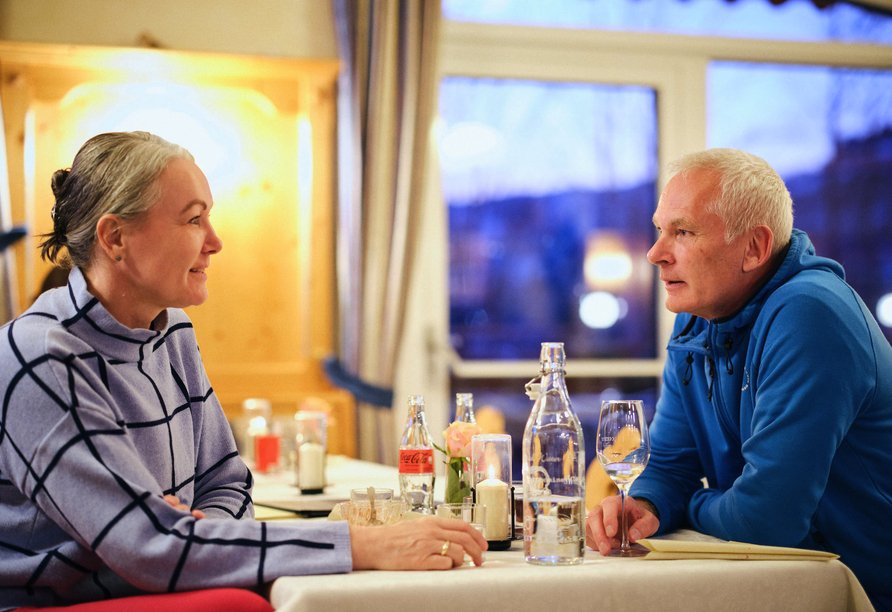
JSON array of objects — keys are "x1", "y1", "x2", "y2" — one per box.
[{"x1": 0, "y1": 267, "x2": 351, "y2": 610}]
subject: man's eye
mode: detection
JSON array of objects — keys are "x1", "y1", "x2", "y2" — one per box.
[{"x1": 679, "y1": 229, "x2": 688, "y2": 236}]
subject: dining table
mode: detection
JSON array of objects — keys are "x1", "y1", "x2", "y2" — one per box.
[
  {"x1": 252, "y1": 455, "x2": 874, "y2": 612},
  {"x1": 250, "y1": 454, "x2": 417, "y2": 517},
  {"x1": 268, "y1": 537, "x2": 873, "y2": 612}
]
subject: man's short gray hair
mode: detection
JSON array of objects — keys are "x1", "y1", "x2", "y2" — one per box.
[
  {"x1": 40, "y1": 131, "x2": 194, "y2": 269},
  {"x1": 668, "y1": 149, "x2": 794, "y2": 254}
]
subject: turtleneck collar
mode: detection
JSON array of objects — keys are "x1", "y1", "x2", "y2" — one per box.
[{"x1": 56, "y1": 266, "x2": 171, "y2": 363}]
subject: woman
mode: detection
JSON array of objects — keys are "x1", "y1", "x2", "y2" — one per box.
[{"x1": 0, "y1": 132, "x2": 485, "y2": 612}]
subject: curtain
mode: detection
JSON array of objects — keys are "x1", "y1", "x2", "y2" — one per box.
[
  {"x1": 333, "y1": 0, "x2": 443, "y2": 463},
  {"x1": 0, "y1": 95, "x2": 19, "y2": 326}
]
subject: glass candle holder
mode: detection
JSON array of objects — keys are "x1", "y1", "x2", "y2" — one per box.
[
  {"x1": 295, "y1": 411, "x2": 327, "y2": 494},
  {"x1": 242, "y1": 398, "x2": 273, "y2": 470},
  {"x1": 471, "y1": 433, "x2": 513, "y2": 548}
]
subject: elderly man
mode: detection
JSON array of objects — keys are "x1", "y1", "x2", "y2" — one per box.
[{"x1": 586, "y1": 149, "x2": 892, "y2": 612}]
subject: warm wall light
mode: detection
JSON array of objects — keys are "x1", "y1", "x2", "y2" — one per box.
[
  {"x1": 584, "y1": 231, "x2": 632, "y2": 290},
  {"x1": 57, "y1": 82, "x2": 275, "y2": 195}
]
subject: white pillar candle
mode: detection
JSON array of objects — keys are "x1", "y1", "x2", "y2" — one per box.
[
  {"x1": 476, "y1": 477, "x2": 510, "y2": 540},
  {"x1": 298, "y1": 442, "x2": 325, "y2": 490}
]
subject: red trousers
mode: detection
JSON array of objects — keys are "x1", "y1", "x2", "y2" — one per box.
[{"x1": 16, "y1": 588, "x2": 274, "y2": 612}]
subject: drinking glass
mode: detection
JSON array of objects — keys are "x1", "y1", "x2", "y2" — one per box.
[
  {"x1": 349, "y1": 488, "x2": 394, "y2": 503},
  {"x1": 436, "y1": 503, "x2": 486, "y2": 566},
  {"x1": 596, "y1": 399, "x2": 650, "y2": 557}
]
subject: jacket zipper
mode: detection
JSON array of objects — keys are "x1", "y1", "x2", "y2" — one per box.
[{"x1": 707, "y1": 321, "x2": 741, "y2": 446}]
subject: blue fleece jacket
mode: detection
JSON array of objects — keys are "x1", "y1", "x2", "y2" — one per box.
[
  {"x1": 631, "y1": 229, "x2": 892, "y2": 611},
  {"x1": 0, "y1": 267, "x2": 352, "y2": 610}
]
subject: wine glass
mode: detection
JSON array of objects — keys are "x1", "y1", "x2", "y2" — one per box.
[{"x1": 596, "y1": 399, "x2": 651, "y2": 557}]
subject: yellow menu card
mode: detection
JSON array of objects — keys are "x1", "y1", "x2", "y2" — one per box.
[{"x1": 638, "y1": 530, "x2": 838, "y2": 561}]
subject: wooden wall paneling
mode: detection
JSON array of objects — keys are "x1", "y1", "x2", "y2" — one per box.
[{"x1": 0, "y1": 41, "x2": 356, "y2": 457}]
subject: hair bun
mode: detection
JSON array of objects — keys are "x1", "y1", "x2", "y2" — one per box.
[{"x1": 50, "y1": 168, "x2": 70, "y2": 200}]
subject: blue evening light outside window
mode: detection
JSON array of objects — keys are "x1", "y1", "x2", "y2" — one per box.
[
  {"x1": 439, "y1": 78, "x2": 659, "y2": 361},
  {"x1": 443, "y1": 0, "x2": 892, "y2": 44},
  {"x1": 708, "y1": 62, "x2": 892, "y2": 345}
]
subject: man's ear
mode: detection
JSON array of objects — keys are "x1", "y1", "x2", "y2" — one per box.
[
  {"x1": 95, "y1": 214, "x2": 125, "y2": 262},
  {"x1": 743, "y1": 225, "x2": 774, "y2": 273}
]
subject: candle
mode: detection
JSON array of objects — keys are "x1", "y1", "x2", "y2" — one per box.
[
  {"x1": 298, "y1": 442, "x2": 325, "y2": 491},
  {"x1": 476, "y1": 477, "x2": 510, "y2": 540}
]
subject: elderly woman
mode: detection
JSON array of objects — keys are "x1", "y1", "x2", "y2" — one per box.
[{"x1": 0, "y1": 132, "x2": 485, "y2": 612}]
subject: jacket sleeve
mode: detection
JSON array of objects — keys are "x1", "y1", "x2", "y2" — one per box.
[
  {"x1": 0, "y1": 329, "x2": 352, "y2": 593},
  {"x1": 684, "y1": 287, "x2": 872, "y2": 546},
  {"x1": 629, "y1": 319, "x2": 706, "y2": 533}
]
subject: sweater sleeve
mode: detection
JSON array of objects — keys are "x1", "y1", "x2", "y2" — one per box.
[
  {"x1": 0, "y1": 321, "x2": 352, "y2": 594},
  {"x1": 188, "y1": 365, "x2": 255, "y2": 521},
  {"x1": 683, "y1": 287, "x2": 871, "y2": 546}
]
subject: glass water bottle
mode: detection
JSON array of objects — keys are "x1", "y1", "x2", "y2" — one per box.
[{"x1": 522, "y1": 342, "x2": 585, "y2": 565}]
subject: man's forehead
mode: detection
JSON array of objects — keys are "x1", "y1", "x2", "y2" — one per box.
[{"x1": 653, "y1": 171, "x2": 720, "y2": 219}]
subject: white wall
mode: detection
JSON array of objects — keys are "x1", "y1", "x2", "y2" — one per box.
[{"x1": 0, "y1": 0, "x2": 337, "y2": 58}]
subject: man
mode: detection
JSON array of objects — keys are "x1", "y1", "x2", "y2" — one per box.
[{"x1": 586, "y1": 149, "x2": 892, "y2": 611}]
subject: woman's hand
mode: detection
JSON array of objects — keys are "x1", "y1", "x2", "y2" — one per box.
[
  {"x1": 350, "y1": 516, "x2": 488, "y2": 570},
  {"x1": 162, "y1": 494, "x2": 207, "y2": 519},
  {"x1": 586, "y1": 495, "x2": 659, "y2": 555}
]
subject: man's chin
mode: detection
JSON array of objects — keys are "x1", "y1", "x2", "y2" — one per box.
[{"x1": 664, "y1": 300, "x2": 685, "y2": 314}]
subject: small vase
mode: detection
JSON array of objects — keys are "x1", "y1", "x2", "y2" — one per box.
[{"x1": 444, "y1": 457, "x2": 471, "y2": 504}]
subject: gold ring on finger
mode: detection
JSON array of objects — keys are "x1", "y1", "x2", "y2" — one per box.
[{"x1": 439, "y1": 540, "x2": 451, "y2": 556}]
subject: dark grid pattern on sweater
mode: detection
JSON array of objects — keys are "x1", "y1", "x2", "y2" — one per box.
[{"x1": 0, "y1": 291, "x2": 334, "y2": 599}]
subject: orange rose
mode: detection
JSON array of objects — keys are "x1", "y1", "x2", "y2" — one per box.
[{"x1": 443, "y1": 421, "x2": 481, "y2": 458}]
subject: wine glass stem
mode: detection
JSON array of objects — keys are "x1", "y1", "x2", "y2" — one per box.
[{"x1": 619, "y1": 488, "x2": 630, "y2": 550}]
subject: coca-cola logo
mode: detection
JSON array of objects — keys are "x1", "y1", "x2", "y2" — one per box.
[
  {"x1": 401, "y1": 451, "x2": 432, "y2": 464},
  {"x1": 399, "y1": 449, "x2": 433, "y2": 474}
]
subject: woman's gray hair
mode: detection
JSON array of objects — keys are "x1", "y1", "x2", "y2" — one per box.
[
  {"x1": 668, "y1": 149, "x2": 794, "y2": 254},
  {"x1": 40, "y1": 131, "x2": 194, "y2": 269}
]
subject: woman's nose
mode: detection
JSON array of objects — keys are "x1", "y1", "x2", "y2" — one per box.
[{"x1": 205, "y1": 222, "x2": 223, "y2": 254}]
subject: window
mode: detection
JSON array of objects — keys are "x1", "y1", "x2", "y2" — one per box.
[
  {"x1": 431, "y1": 0, "x2": 892, "y2": 475},
  {"x1": 440, "y1": 78, "x2": 659, "y2": 361},
  {"x1": 444, "y1": 0, "x2": 892, "y2": 44}
]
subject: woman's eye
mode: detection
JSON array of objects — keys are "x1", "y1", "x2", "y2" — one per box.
[{"x1": 190, "y1": 216, "x2": 201, "y2": 225}]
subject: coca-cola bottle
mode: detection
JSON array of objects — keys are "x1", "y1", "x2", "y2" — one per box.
[{"x1": 399, "y1": 395, "x2": 435, "y2": 514}]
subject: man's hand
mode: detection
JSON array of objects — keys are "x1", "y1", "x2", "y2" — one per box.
[
  {"x1": 586, "y1": 495, "x2": 659, "y2": 555},
  {"x1": 162, "y1": 494, "x2": 207, "y2": 519},
  {"x1": 350, "y1": 516, "x2": 488, "y2": 570}
]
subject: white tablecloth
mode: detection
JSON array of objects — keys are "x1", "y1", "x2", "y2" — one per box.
[
  {"x1": 269, "y1": 540, "x2": 874, "y2": 612},
  {"x1": 251, "y1": 455, "x2": 404, "y2": 514}
]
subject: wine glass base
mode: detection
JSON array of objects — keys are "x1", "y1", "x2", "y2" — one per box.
[{"x1": 606, "y1": 543, "x2": 649, "y2": 558}]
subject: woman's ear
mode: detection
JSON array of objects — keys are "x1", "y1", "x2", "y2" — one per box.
[
  {"x1": 95, "y1": 214, "x2": 125, "y2": 262},
  {"x1": 742, "y1": 225, "x2": 774, "y2": 273}
]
